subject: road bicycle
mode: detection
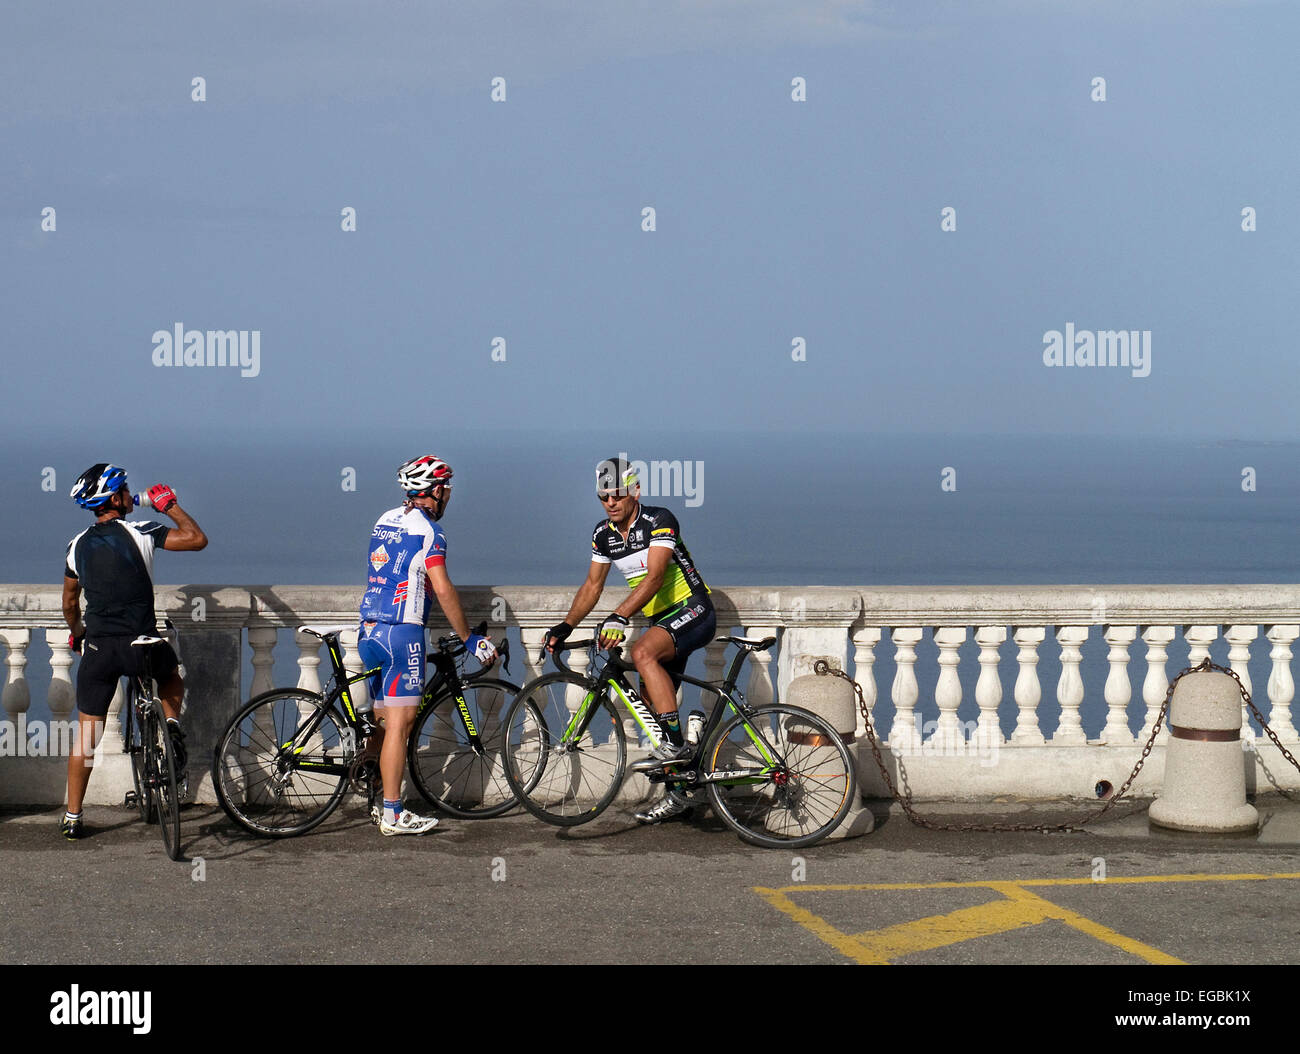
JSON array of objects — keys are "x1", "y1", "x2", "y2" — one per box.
[
  {"x1": 501, "y1": 635, "x2": 857, "y2": 849},
  {"x1": 212, "y1": 623, "x2": 532, "y2": 836},
  {"x1": 122, "y1": 626, "x2": 184, "y2": 860}
]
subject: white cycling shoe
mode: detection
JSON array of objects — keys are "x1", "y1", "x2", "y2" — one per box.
[
  {"x1": 379, "y1": 808, "x2": 439, "y2": 836},
  {"x1": 634, "y1": 791, "x2": 693, "y2": 824}
]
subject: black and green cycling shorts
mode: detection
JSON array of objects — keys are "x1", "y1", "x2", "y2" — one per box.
[{"x1": 650, "y1": 597, "x2": 716, "y2": 687}]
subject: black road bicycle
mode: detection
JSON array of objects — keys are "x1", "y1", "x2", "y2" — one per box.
[
  {"x1": 212, "y1": 623, "x2": 534, "y2": 836},
  {"x1": 122, "y1": 628, "x2": 183, "y2": 861},
  {"x1": 501, "y1": 635, "x2": 857, "y2": 849}
]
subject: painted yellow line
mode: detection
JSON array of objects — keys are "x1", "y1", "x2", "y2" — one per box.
[
  {"x1": 991, "y1": 883, "x2": 1184, "y2": 965},
  {"x1": 845, "y1": 886, "x2": 1050, "y2": 961},
  {"x1": 752, "y1": 872, "x2": 1299, "y2": 964},
  {"x1": 754, "y1": 887, "x2": 888, "y2": 964},
  {"x1": 764, "y1": 871, "x2": 1300, "y2": 895}
]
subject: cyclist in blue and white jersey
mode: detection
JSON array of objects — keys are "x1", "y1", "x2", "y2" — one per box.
[{"x1": 358, "y1": 455, "x2": 497, "y2": 836}]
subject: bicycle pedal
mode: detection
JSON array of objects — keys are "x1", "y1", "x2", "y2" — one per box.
[{"x1": 124, "y1": 791, "x2": 138, "y2": 807}]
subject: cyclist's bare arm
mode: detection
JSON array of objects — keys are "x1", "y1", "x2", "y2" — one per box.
[
  {"x1": 161, "y1": 503, "x2": 208, "y2": 551},
  {"x1": 427, "y1": 561, "x2": 473, "y2": 642},
  {"x1": 62, "y1": 575, "x2": 84, "y2": 640},
  {"x1": 548, "y1": 561, "x2": 611, "y2": 649}
]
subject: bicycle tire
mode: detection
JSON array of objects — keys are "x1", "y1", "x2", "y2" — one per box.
[
  {"x1": 503, "y1": 672, "x2": 624, "y2": 826},
  {"x1": 211, "y1": 688, "x2": 352, "y2": 837},
  {"x1": 704, "y1": 703, "x2": 856, "y2": 849},
  {"x1": 124, "y1": 684, "x2": 153, "y2": 823},
  {"x1": 147, "y1": 702, "x2": 183, "y2": 861},
  {"x1": 407, "y1": 677, "x2": 529, "y2": 818}
]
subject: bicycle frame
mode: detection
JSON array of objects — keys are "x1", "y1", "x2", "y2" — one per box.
[
  {"x1": 281, "y1": 630, "x2": 507, "y2": 775},
  {"x1": 555, "y1": 642, "x2": 784, "y2": 782}
]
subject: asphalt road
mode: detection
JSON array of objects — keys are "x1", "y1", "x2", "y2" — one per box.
[{"x1": 6, "y1": 795, "x2": 1300, "y2": 968}]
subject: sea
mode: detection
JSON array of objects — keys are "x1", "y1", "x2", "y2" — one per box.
[{"x1": 6, "y1": 431, "x2": 1299, "y2": 739}]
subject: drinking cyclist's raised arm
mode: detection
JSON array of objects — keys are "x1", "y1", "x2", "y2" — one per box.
[{"x1": 145, "y1": 485, "x2": 208, "y2": 551}]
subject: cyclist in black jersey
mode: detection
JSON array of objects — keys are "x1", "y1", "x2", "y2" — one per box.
[
  {"x1": 546, "y1": 457, "x2": 716, "y2": 823},
  {"x1": 61, "y1": 463, "x2": 207, "y2": 840}
]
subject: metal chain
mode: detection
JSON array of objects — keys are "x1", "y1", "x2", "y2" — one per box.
[{"x1": 813, "y1": 656, "x2": 1300, "y2": 834}]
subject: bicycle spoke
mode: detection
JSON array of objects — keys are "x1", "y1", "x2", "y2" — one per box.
[
  {"x1": 706, "y1": 705, "x2": 855, "y2": 848},
  {"x1": 214, "y1": 690, "x2": 352, "y2": 837}
]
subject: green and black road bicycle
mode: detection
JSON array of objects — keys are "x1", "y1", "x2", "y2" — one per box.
[
  {"x1": 501, "y1": 635, "x2": 857, "y2": 849},
  {"x1": 212, "y1": 623, "x2": 534, "y2": 836},
  {"x1": 122, "y1": 625, "x2": 184, "y2": 861}
]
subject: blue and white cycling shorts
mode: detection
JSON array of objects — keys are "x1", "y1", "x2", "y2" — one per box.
[{"x1": 358, "y1": 621, "x2": 425, "y2": 708}]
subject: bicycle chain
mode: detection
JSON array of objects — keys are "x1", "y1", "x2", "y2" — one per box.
[{"x1": 813, "y1": 656, "x2": 1300, "y2": 834}]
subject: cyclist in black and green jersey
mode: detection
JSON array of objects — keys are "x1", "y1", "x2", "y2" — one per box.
[{"x1": 546, "y1": 456, "x2": 716, "y2": 823}]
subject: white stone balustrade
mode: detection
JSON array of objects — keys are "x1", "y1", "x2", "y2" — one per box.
[{"x1": 5, "y1": 584, "x2": 1300, "y2": 804}]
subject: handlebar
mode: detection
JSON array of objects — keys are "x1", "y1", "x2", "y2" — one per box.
[{"x1": 434, "y1": 620, "x2": 510, "y2": 675}]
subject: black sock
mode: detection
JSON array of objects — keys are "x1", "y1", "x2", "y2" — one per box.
[{"x1": 658, "y1": 709, "x2": 683, "y2": 747}]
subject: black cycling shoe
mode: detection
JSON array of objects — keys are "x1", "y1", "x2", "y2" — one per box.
[
  {"x1": 167, "y1": 722, "x2": 188, "y2": 776},
  {"x1": 60, "y1": 815, "x2": 84, "y2": 840}
]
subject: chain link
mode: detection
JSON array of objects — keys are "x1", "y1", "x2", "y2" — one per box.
[{"x1": 813, "y1": 656, "x2": 1300, "y2": 834}]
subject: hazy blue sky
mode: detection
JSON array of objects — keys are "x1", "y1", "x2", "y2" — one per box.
[{"x1": 4, "y1": 1, "x2": 1298, "y2": 444}]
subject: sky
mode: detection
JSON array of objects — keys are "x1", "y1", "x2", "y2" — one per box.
[{"x1": 4, "y1": 0, "x2": 1298, "y2": 447}]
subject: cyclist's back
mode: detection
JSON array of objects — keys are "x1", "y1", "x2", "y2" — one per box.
[{"x1": 359, "y1": 504, "x2": 446, "y2": 625}]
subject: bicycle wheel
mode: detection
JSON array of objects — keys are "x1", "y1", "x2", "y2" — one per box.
[
  {"x1": 212, "y1": 688, "x2": 352, "y2": 837},
  {"x1": 407, "y1": 677, "x2": 530, "y2": 818},
  {"x1": 704, "y1": 704, "x2": 856, "y2": 849},
  {"x1": 124, "y1": 686, "x2": 153, "y2": 823},
  {"x1": 146, "y1": 703, "x2": 182, "y2": 861},
  {"x1": 503, "y1": 672, "x2": 625, "y2": 826}
]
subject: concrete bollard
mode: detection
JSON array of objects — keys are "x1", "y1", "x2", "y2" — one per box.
[
  {"x1": 786, "y1": 671, "x2": 874, "y2": 839},
  {"x1": 1148, "y1": 669, "x2": 1258, "y2": 833}
]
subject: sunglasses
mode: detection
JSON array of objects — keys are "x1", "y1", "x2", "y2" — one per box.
[{"x1": 597, "y1": 491, "x2": 632, "y2": 503}]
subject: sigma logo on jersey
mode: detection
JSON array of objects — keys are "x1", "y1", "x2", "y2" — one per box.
[
  {"x1": 669, "y1": 603, "x2": 705, "y2": 631},
  {"x1": 370, "y1": 545, "x2": 390, "y2": 572}
]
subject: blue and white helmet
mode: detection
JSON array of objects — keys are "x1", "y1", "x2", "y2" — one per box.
[{"x1": 70, "y1": 463, "x2": 128, "y2": 509}]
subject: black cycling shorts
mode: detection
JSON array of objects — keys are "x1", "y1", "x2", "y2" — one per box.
[
  {"x1": 76, "y1": 636, "x2": 179, "y2": 718},
  {"x1": 650, "y1": 598, "x2": 717, "y2": 687}
]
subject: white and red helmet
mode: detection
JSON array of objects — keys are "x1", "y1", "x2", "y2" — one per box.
[{"x1": 397, "y1": 455, "x2": 453, "y2": 497}]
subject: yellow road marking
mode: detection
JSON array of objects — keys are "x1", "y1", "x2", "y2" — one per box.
[
  {"x1": 754, "y1": 872, "x2": 1300, "y2": 964},
  {"x1": 755, "y1": 888, "x2": 889, "y2": 964}
]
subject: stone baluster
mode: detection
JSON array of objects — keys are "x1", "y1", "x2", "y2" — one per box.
[
  {"x1": 701, "y1": 637, "x2": 728, "y2": 725},
  {"x1": 1101, "y1": 626, "x2": 1138, "y2": 743},
  {"x1": 46, "y1": 628, "x2": 77, "y2": 723},
  {"x1": 0, "y1": 629, "x2": 31, "y2": 725},
  {"x1": 1225, "y1": 625, "x2": 1257, "y2": 743},
  {"x1": 519, "y1": 627, "x2": 549, "y2": 688},
  {"x1": 1010, "y1": 627, "x2": 1046, "y2": 745},
  {"x1": 248, "y1": 627, "x2": 277, "y2": 698},
  {"x1": 1054, "y1": 627, "x2": 1088, "y2": 744},
  {"x1": 1140, "y1": 626, "x2": 1175, "y2": 741},
  {"x1": 103, "y1": 681, "x2": 127, "y2": 758},
  {"x1": 564, "y1": 639, "x2": 600, "y2": 724},
  {"x1": 744, "y1": 626, "x2": 778, "y2": 712},
  {"x1": 850, "y1": 627, "x2": 880, "y2": 740},
  {"x1": 973, "y1": 626, "x2": 1006, "y2": 746},
  {"x1": 888, "y1": 628, "x2": 923, "y2": 749},
  {"x1": 1184, "y1": 624, "x2": 1219, "y2": 666},
  {"x1": 933, "y1": 627, "x2": 966, "y2": 748},
  {"x1": 339, "y1": 627, "x2": 369, "y2": 713},
  {"x1": 1266, "y1": 625, "x2": 1299, "y2": 742},
  {"x1": 295, "y1": 630, "x2": 322, "y2": 694}
]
